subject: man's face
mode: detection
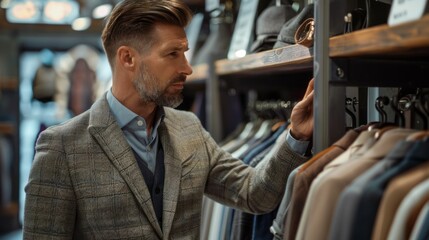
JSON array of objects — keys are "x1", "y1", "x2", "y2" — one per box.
[{"x1": 132, "y1": 23, "x2": 192, "y2": 108}]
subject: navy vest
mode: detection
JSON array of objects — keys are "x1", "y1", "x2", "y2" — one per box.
[{"x1": 133, "y1": 143, "x2": 165, "y2": 228}]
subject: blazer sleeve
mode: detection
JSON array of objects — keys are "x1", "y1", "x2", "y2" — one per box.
[
  {"x1": 24, "y1": 128, "x2": 77, "y2": 239},
  {"x1": 200, "y1": 122, "x2": 308, "y2": 214}
]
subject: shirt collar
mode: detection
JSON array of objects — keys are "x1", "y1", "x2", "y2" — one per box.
[{"x1": 106, "y1": 89, "x2": 165, "y2": 129}]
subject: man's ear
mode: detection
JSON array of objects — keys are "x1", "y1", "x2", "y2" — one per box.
[{"x1": 117, "y1": 46, "x2": 137, "y2": 70}]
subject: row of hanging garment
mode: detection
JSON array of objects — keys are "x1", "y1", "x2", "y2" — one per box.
[
  {"x1": 200, "y1": 100, "x2": 299, "y2": 240},
  {"x1": 271, "y1": 111, "x2": 429, "y2": 240}
]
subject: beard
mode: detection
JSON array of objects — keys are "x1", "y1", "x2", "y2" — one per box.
[{"x1": 132, "y1": 64, "x2": 185, "y2": 108}]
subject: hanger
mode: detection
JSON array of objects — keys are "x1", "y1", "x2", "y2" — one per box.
[
  {"x1": 397, "y1": 91, "x2": 428, "y2": 130},
  {"x1": 390, "y1": 95, "x2": 405, "y2": 127},
  {"x1": 414, "y1": 88, "x2": 429, "y2": 129},
  {"x1": 375, "y1": 96, "x2": 389, "y2": 124},
  {"x1": 345, "y1": 97, "x2": 357, "y2": 129},
  {"x1": 421, "y1": 90, "x2": 429, "y2": 129},
  {"x1": 393, "y1": 87, "x2": 429, "y2": 129},
  {"x1": 276, "y1": 100, "x2": 294, "y2": 120},
  {"x1": 368, "y1": 96, "x2": 397, "y2": 131},
  {"x1": 251, "y1": 100, "x2": 286, "y2": 134},
  {"x1": 420, "y1": 89, "x2": 429, "y2": 118}
]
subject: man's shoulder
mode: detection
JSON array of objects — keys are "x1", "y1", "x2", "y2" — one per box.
[
  {"x1": 44, "y1": 111, "x2": 91, "y2": 135},
  {"x1": 35, "y1": 112, "x2": 92, "y2": 151},
  {"x1": 163, "y1": 107, "x2": 199, "y2": 122}
]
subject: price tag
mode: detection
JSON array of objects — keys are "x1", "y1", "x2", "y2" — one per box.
[
  {"x1": 227, "y1": 0, "x2": 259, "y2": 59},
  {"x1": 388, "y1": 0, "x2": 428, "y2": 26}
]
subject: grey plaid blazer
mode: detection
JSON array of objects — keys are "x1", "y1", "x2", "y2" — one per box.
[{"x1": 23, "y1": 94, "x2": 307, "y2": 239}]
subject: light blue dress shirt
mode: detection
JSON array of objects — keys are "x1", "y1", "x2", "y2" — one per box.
[
  {"x1": 107, "y1": 89, "x2": 164, "y2": 173},
  {"x1": 286, "y1": 128, "x2": 310, "y2": 156}
]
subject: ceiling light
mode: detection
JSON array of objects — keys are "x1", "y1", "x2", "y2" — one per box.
[
  {"x1": 6, "y1": 0, "x2": 79, "y2": 24},
  {"x1": 44, "y1": 1, "x2": 77, "y2": 23},
  {"x1": 8, "y1": 1, "x2": 39, "y2": 22},
  {"x1": 92, "y1": 3, "x2": 112, "y2": 19},
  {"x1": 71, "y1": 17, "x2": 91, "y2": 31},
  {"x1": 1, "y1": 0, "x2": 11, "y2": 9}
]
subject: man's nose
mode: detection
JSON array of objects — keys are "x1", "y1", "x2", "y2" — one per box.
[{"x1": 181, "y1": 56, "x2": 193, "y2": 76}]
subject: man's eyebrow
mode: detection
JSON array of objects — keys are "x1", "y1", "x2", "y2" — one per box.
[{"x1": 166, "y1": 43, "x2": 189, "y2": 51}]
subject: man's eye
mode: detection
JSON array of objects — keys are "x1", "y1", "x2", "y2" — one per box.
[{"x1": 169, "y1": 52, "x2": 178, "y2": 57}]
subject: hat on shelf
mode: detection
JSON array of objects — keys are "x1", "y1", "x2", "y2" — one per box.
[
  {"x1": 249, "y1": 4, "x2": 297, "y2": 53},
  {"x1": 273, "y1": 3, "x2": 314, "y2": 49}
]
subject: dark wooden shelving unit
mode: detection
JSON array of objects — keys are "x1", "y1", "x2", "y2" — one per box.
[
  {"x1": 330, "y1": 14, "x2": 429, "y2": 58},
  {"x1": 187, "y1": 44, "x2": 313, "y2": 82},
  {"x1": 314, "y1": 14, "x2": 429, "y2": 151}
]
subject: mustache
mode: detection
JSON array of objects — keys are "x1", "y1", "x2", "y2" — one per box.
[{"x1": 171, "y1": 74, "x2": 186, "y2": 84}]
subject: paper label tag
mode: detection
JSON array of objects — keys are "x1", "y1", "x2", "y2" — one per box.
[
  {"x1": 388, "y1": 0, "x2": 428, "y2": 25},
  {"x1": 227, "y1": 0, "x2": 259, "y2": 59}
]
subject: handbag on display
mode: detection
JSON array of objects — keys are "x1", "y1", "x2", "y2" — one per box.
[
  {"x1": 32, "y1": 64, "x2": 58, "y2": 103},
  {"x1": 32, "y1": 49, "x2": 58, "y2": 103}
]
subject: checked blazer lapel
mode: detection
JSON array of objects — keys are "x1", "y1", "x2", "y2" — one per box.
[
  {"x1": 158, "y1": 118, "x2": 183, "y2": 238},
  {"x1": 87, "y1": 96, "x2": 163, "y2": 238}
]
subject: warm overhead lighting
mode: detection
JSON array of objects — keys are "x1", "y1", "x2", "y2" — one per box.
[
  {"x1": 6, "y1": 0, "x2": 79, "y2": 24},
  {"x1": 92, "y1": 3, "x2": 112, "y2": 19},
  {"x1": 44, "y1": 1, "x2": 76, "y2": 23},
  {"x1": 1, "y1": 0, "x2": 11, "y2": 9},
  {"x1": 72, "y1": 17, "x2": 91, "y2": 31},
  {"x1": 8, "y1": 1, "x2": 39, "y2": 22}
]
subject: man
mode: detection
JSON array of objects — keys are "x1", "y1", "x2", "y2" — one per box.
[{"x1": 23, "y1": 0, "x2": 314, "y2": 239}]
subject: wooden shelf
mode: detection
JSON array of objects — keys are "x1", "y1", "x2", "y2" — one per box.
[
  {"x1": 0, "y1": 123, "x2": 14, "y2": 135},
  {"x1": 187, "y1": 15, "x2": 429, "y2": 80},
  {"x1": 330, "y1": 14, "x2": 429, "y2": 58},
  {"x1": 216, "y1": 44, "x2": 313, "y2": 76},
  {"x1": 188, "y1": 44, "x2": 313, "y2": 82},
  {"x1": 0, "y1": 78, "x2": 18, "y2": 90}
]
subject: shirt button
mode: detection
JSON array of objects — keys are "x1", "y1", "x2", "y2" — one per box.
[{"x1": 137, "y1": 120, "x2": 144, "y2": 126}]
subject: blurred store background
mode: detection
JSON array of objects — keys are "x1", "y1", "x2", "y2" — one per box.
[{"x1": 0, "y1": 0, "x2": 205, "y2": 239}]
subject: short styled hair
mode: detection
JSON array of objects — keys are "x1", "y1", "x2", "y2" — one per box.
[{"x1": 101, "y1": 0, "x2": 193, "y2": 68}]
